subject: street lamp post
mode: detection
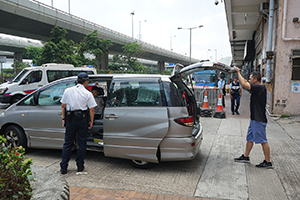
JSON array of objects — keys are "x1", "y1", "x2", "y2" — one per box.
[
  {"x1": 130, "y1": 11, "x2": 135, "y2": 38},
  {"x1": 178, "y1": 25, "x2": 203, "y2": 65},
  {"x1": 208, "y1": 49, "x2": 217, "y2": 62},
  {"x1": 68, "y1": 0, "x2": 70, "y2": 14},
  {"x1": 170, "y1": 35, "x2": 176, "y2": 51},
  {"x1": 139, "y1": 20, "x2": 147, "y2": 40}
]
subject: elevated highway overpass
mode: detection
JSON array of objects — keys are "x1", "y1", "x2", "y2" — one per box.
[
  {"x1": 0, "y1": 0, "x2": 199, "y2": 69},
  {"x1": 0, "y1": 36, "x2": 163, "y2": 69}
]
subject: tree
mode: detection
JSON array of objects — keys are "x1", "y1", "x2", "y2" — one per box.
[
  {"x1": 25, "y1": 46, "x2": 42, "y2": 65},
  {"x1": 39, "y1": 26, "x2": 78, "y2": 66},
  {"x1": 122, "y1": 41, "x2": 144, "y2": 71},
  {"x1": 79, "y1": 30, "x2": 112, "y2": 70},
  {"x1": 109, "y1": 41, "x2": 147, "y2": 73}
]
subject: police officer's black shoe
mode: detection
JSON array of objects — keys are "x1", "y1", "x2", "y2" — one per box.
[
  {"x1": 236, "y1": 111, "x2": 240, "y2": 115},
  {"x1": 77, "y1": 166, "x2": 85, "y2": 172},
  {"x1": 232, "y1": 112, "x2": 235, "y2": 115},
  {"x1": 60, "y1": 169, "x2": 67, "y2": 174}
]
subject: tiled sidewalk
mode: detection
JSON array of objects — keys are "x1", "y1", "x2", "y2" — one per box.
[{"x1": 70, "y1": 187, "x2": 219, "y2": 200}]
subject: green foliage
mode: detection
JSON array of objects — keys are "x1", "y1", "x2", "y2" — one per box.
[
  {"x1": 80, "y1": 30, "x2": 112, "y2": 58},
  {"x1": 23, "y1": 27, "x2": 164, "y2": 75},
  {"x1": 79, "y1": 30, "x2": 112, "y2": 69},
  {"x1": 0, "y1": 135, "x2": 33, "y2": 200},
  {"x1": 25, "y1": 46, "x2": 42, "y2": 65},
  {"x1": 162, "y1": 70, "x2": 172, "y2": 75},
  {"x1": 12, "y1": 60, "x2": 31, "y2": 73},
  {"x1": 39, "y1": 27, "x2": 78, "y2": 66},
  {"x1": 122, "y1": 41, "x2": 144, "y2": 71},
  {"x1": 280, "y1": 115, "x2": 290, "y2": 118},
  {"x1": 109, "y1": 41, "x2": 147, "y2": 73}
]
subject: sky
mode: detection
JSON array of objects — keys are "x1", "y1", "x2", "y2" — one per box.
[{"x1": 2, "y1": 0, "x2": 232, "y2": 67}]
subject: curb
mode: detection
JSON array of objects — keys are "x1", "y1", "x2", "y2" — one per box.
[{"x1": 30, "y1": 165, "x2": 69, "y2": 200}]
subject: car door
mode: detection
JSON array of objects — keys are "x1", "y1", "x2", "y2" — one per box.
[
  {"x1": 103, "y1": 77, "x2": 169, "y2": 163},
  {"x1": 25, "y1": 79, "x2": 76, "y2": 149}
]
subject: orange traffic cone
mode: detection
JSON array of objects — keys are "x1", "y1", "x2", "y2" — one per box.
[
  {"x1": 214, "y1": 93, "x2": 226, "y2": 118},
  {"x1": 200, "y1": 90, "x2": 212, "y2": 117},
  {"x1": 202, "y1": 91, "x2": 209, "y2": 109}
]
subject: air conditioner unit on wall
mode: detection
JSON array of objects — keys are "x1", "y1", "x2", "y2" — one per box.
[{"x1": 260, "y1": 2, "x2": 269, "y2": 13}]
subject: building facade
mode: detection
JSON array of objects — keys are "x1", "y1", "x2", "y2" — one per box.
[{"x1": 225, "y1": 0, "x2": 300, "y2": 115}]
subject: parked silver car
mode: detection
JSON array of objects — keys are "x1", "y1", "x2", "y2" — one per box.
[{"x1": 0, "y1": 61, "x2": 233, "y2": 168}]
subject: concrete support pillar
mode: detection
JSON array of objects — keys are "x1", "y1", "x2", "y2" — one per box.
[
  {"x1": 100, "y1": 54, "x2": 109, "y2": 70},
  {"x1": 157, "y1": 61, "x2": 165, "y2": 74},
  {"x1": 14, "y1": 52, "x2": 23, "y2": 74}
]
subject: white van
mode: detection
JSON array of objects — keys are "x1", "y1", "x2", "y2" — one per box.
[{"x1": 0, "y1": 63, "x2": 97, "y2": 104}]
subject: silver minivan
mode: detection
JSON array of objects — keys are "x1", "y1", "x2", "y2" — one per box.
[{"x1": 0, "y1": 61, "x2": 233, "y2": 168}]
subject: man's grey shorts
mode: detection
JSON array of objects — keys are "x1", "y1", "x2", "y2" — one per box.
[{"x1": 246, "y1": 120, "x2": 267, "y2": 144}]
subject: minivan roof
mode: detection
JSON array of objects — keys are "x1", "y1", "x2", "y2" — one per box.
[{"x1": 89, "y1": 73, "x2": 171, "y2": 80}]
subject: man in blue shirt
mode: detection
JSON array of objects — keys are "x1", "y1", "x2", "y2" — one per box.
[{"x1": 217, "y1": 75, "x2": 225, "y2": 107}]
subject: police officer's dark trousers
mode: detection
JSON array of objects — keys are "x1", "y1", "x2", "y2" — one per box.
[
  {"x1": 231, "y1": 93, "x2": 240, "y2": 113},
  {"x1": 60, "y1": 114, "x2": 88, "y2": 170}
]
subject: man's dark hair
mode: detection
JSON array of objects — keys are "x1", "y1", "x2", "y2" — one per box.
[
  {"x1": 251, "y1": 71, "x2": 261, "y2": 82},
  {"x1": 92, "y1": 86, "x2": 104, "y2": 95},
  {"x1": 92, "y1": 86, "x2": 99, "y2": 92}
]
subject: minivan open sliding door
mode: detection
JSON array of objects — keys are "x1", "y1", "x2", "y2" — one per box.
[{"x1": 103, "y1": 77, "x2": 169, "y2": 163}]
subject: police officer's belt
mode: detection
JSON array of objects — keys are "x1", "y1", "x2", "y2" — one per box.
[{"x1": 66, "y1": 110, "x2": 88, "y2": 121}]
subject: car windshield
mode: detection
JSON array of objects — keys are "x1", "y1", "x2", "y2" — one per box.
[
  {"x1": 193, "y1": 73, "x2": 216, "y2": 84},
  {"x1": 12, "y1": 69, "x2": 29, "y2": 83}
]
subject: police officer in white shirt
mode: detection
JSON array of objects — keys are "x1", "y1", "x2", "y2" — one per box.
[{"x1": 60, "y1": 73, "x2": 97, "y2": 174}]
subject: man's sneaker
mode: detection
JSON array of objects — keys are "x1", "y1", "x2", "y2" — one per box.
[
  {"x1": 234, "y1": 154, "x2": 250, "y2": 163},
  {"x1": 255, "y1": 160, "x2": 273, "y2": 169}
]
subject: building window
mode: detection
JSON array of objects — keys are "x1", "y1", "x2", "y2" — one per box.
[{"x1": 291, "y1": 50, "x2": 300, "y2": 81}]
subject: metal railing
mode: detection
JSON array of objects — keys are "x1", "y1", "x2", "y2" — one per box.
[{"x1": 190, "y1": 86, "x2": 222, "y2": 110}]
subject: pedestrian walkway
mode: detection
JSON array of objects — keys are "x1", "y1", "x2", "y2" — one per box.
[
  {"x1": 222, "y1": 89, "x2": 250, "y2": 119},
  {"x1": 68, "y1": 89, "x2": 300, "y2": 200},
  {"x1": 70, "y1": 186, "x2": 220, "y2": 200}
]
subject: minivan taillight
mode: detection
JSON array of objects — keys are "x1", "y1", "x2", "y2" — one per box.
[{"x1": 174, "y1": 116, "x2": 194, "y2": 127}]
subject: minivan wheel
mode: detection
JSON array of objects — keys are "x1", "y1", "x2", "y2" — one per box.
[
  {"x1": 3, "y1": 125, "x2": 27, "y2": 149},
  {"x1": 130, "y1": 160, "x2": 155, "y2": 169}
]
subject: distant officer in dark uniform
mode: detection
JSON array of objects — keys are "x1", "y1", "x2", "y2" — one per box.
[
  {"x1": 217, "y1": 74, "x2": 226, "y2": 108},
  {"x1": 229, "y1": 76, "x2": 242, "y2": 115},
  {"x1": 60, "y1": 73, "x2": 97, "y2": 174}
]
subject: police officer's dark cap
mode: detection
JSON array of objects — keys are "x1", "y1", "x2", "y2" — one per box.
[
  {"x1": 77, "y1": 72, "x2": 89, "y2": 83},
  {"x1": 234, "y1": 76, "x2": 238, "y2": 79}
]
